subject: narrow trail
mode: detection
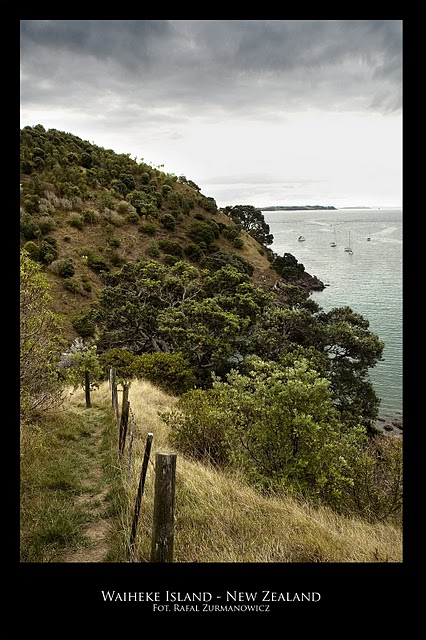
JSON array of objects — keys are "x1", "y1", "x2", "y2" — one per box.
[{"x1": 61, "y1": 408, "x2": 113, "y2": 563}]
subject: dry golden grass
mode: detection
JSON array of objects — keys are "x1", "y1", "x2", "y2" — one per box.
[{"x1": 87, "y1": 379, "x2": 403, "y2": 564}]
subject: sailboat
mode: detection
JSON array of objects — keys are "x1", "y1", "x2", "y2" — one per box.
[
  {"x1": 330, "y1": 226, "x2": 337, "y2": 247},
  {"x1": 344, "y1": 232, "x2": 353, "y2": 254}
]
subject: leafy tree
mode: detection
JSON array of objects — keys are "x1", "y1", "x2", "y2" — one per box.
[
  {"x1": 20, "y1": 250, "x2": 65, "y2": 417},
  {"x1": 66, "y1": 342, "x2": 103, "y2": 408},
  {"x1": 165, "y1": 357, "x2": 368, "y2": 506},
  {"x1": 223, "y1": 205, "x2": 273, "y2": 246}
]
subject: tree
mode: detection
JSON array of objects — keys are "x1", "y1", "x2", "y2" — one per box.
[
  {"x1": 65, "y1": 341, "x2": 103, "y2": 408},
  {"x1": 20, "y1": 250, "x2": 65, "y2": 418},
  {"x1": 165, "y1": 357, "x2": 368, "y2": 506},
  {"x1": 222, "y1": 205, "x2": 274, "y2": 246},
  {"x1": 94, "y1": 261, "x2": 271, "y2": 385}
]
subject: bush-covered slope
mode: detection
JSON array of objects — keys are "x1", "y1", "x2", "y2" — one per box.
[{"x1": 21, "y1": 124, "x2": 313, "y2": 339}]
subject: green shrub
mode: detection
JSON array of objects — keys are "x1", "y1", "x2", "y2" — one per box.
[
  {"x1": 20, "y1": 214, "x2": 41, "y2": 240},
  {"x1": 68, "y1": 214, "x2": 84, "y2": 230},
  {"x1": 132, "y1": 352, "x2": 196, "y2": 395},
  {"x1": 99, "y1": 348, "x2": 135, "y2": 380},
  {"x1": 188, "y1": 221, "x2": 216, "y2": 246},
  {"x1": 161, "y1": 214, "x2": 177, "y2": 230},
  {"x1": 163, "y1": 254, "x2": 179, "y2": 266},
  {"x1": 38, "y1": 216, "x2": 56, "y2": 234},
  {"x1": 81, "y1": 275, "x2": 92, "y2": 292},
  {"x1": 23, "y1": 241, "x2": 40, "y2": 262},
  {"x1": 161, "y1": 184, "x2": 173, "y2": 198},
  {"x1": 72, "y1": 311, "x2": 96, "y2": 338},
  {"x1": 232, "y1": 236, "x2": 244, "y2": 249},
  {"x1": 86, "y1": 252, "x2": 110, "y2": 273},
  {"x1": 158, "y1": 240, "x2": 184, "y2": 257},
  {"x1": 54, "y1": 258, "x2": 75, "y2": 278},
  {"x1": 202, "y1": 251, "x2": 254, "y2": 276},
  {"x1": 146, "y1": 241, "x2": 160, "y2": 258},
  {"x1": 63, "y1": 278, "x2": 81, "y2": 294},
  {"x1": 82, "y1": 208, "x2": 99, "y2": 225},
  {"x1": 117, "y1": 200, "x2": 134, "y2": 215},
  {"x1": 139, "y1": 223, "x2": 157, "y2": 235},
  {"x1": 184, "y1": 243, "x2": 204, "y2": 262},
  {"x1": 127, "y1": 211, "x2": 139, "y2": 224},
  {"x1": 39, "y1": 239, "x2": 58, "y2": 265}
]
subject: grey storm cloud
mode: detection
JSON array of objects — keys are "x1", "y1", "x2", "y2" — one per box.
[{"x1": 20, "y1": 19, "x2": 402, "y2": 118}]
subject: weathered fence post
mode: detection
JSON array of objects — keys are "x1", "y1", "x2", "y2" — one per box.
[
  {"x1": 126, "y1": 410, "x2": 136, "y2": 483},
  {"x1": 111, "y1": 367, "x2": 119, "y2": 422},
  {"x1": 129, "y1": 432, "x2": 154, "y2": 556},
  {"x1": 84, "y1": 369, "x2": 91, "y2": 408},
  {"x1": 119, "y1": 383, "x2": 130, "y2": 455},
  {"x1": 150, "y1": 452, "x2": 177, "y2": 563}
]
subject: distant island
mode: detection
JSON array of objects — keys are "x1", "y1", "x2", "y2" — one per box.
[{"x1": 260, "y1": 205, "x2": 337, "y2": 211}]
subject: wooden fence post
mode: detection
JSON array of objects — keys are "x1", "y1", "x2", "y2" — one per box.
[
  {"x1": 126, "y1": 410, "x2": 136, "y2": 483},
  {"x1": 129, "y1": 432, "x2": 154, "y2": 555},
  {"x1": 150, "y1": 452, "x2": 177, "y2": 563},
  {"x1": 119, "y1": 383, "x2": 130, "y2": 455},
  {"x1": 84, "y1": 369, "x2": 91, "y2": 408},
  {"x1": 111, "y1": 367, "x2": 119, "y2": 422}
]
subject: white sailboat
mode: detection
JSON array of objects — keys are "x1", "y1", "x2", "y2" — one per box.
[
  {"x1": 344, "y1": 232, "x2": 353, "y2": 254},
  {"x1": 330, "y1": 226, "x2": 337, "y2": 247}
]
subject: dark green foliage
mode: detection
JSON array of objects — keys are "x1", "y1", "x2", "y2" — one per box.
[
  {"x1": 81, "y1": 275, "x2": 92, "y2": 292},
  {"x1": 202, "y1": 251, "x2": 254, "y2": 276},
  {"x1": 223, "y1": 205, "x2": 273, "y2": 246},
  {"x1": 146, "y1": 241, "x2": 160, "y2": 257},
  {"x1": 161, "y1": 213, "x2": 177, "y2": 230},
  {"x1": 63, "y1": 278, "x2": 81, "y2": 294},
  {"x1": 56, "y1": 258, "x2": 75, "y2": 278},
  {"x1": 23, "y1": 241, "x2": 41, "y2": 262},
  {"x1": 163, "y1": 254, "x2": 180, "y2": 266},
  {"x1": 199, "y1": 195, "x2": 218, "y2": 214},
  {"x1": 273, "y1": 252, "x2": 305, "y2": 278},
  {"x1": 127, "y1": 211, "x2": 139, "y2": 224},
  {"x1": 158, "y1": 240, "x2": 184, "y2": 257},
  {"x1": 188, "y1": 221, "x2": 216, "y2": 247},
  {"x1": 99, "y1": 348, "x2": 135, "y2": 380},
  {"x1": 161, "y1": 184, "x2": 173, "y2": 197},
  {"x1": 139, "y1": 222, "x2": 157, "y2": 235},
  {"x1": 132, "y1": 352, "x2": 196, "y2": 395},
  {"x1": 72, "y1": 311, "x2": 96, "y2": 338},
  {"x1": 85, "y1": 251, "x2": 110, "y2": 273},
  {"x1": 184, "y1": 243, "x2": 204, "y2": 262},
  {"x1": 39, "y1": 238, "x2": 58, "y2": 265},
  {"x1": 232, "y1": 236, "x2": 244, "y2": 249},
  {"x1": 80, "y1": 151, "x2": 93, "y2": 168},
  {"x1": 20, "y1": 214, "x2": 41, "y2": 240},
  {"x1": 38, "y1": 216, "x2": 56, "y2": 234}
]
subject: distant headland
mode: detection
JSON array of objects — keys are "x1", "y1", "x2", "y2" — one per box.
[{"x1": 260, "y1": 205, "x2": 337, "y2": 211}]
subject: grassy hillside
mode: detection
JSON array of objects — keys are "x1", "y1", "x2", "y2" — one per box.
[
  {"x1": 20, "y1": 380, "x2": 402, "y2": 563},
  {"x1": 20, "y1": 125, "x2": 303, "y2": 340}
]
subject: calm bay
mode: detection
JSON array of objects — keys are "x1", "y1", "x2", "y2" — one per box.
[{"x1": 262, "y1": 207, "x2": 403, "y2": 425}]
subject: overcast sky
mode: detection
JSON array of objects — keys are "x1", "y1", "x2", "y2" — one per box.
[{"x1": 20, "y1": 20, "x2": 402, "y2": 208}]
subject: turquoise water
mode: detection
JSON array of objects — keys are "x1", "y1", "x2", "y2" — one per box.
[{"x1": 263, "y1": 208, "x2": 403, "y2": 423}]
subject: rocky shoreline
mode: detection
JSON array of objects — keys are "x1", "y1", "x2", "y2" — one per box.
[{"x1": 376, "y1": 415, "x2": 403, "y2": 436}]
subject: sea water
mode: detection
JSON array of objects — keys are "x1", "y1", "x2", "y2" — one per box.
[{"x1": 262, "y1": 208, "x2": 402, "y2": 424}]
